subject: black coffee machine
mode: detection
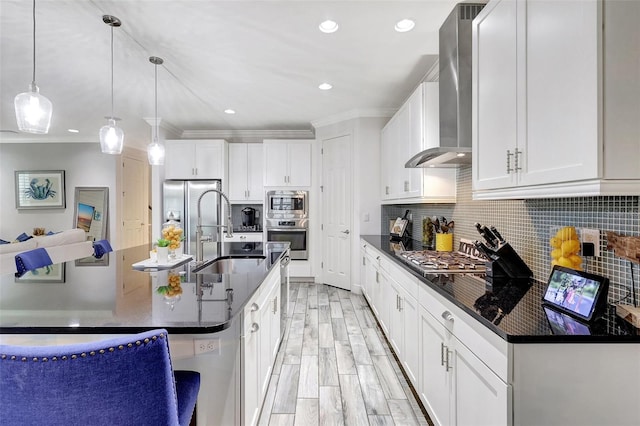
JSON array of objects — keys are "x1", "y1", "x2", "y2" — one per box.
[{"x1": 241, "y1": 207, "x2": 258, "y2": 227}]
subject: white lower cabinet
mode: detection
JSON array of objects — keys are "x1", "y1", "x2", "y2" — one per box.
[{"x1": 242, "y1": 264, "x2": 281, "y2": 426}]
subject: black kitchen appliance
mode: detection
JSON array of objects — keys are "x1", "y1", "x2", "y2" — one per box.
[
  {"x1": 241, "y1": 207, "x2": 257, "y2": 227},
  {"x1": 474, "y1": 223, "x2": 533, "y2": 281}
]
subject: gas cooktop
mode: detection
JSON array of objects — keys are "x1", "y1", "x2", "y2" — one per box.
[{"x1": 396, "y1": 239, "x2": 487, "y2": 276}]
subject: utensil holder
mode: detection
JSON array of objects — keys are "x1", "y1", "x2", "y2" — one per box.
[{"x1": 436, "y1": 233, "x2": 453, "y2": 252}]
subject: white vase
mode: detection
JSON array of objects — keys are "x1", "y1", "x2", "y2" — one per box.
[{"x1": 157, "y1": 246, "x2": 169, "y2": 264}]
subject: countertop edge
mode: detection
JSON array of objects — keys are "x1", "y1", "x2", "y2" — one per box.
[{"x1": 361, "y1": 235, "x2": 640, "y2": 344}]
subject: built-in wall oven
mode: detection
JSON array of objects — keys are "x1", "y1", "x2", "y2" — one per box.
[
  {"x1": 266, "y1": 219, "x2": 308, "y2": 260},
  {"x1": 266, "y1": 190, "x2": 309, "y2": 260}
]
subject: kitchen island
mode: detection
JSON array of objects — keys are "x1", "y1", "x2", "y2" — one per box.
[
  {"x1": 0, "y1": 241, "x2": 290, "y2": 425},
  {"x1": 360, "y1": 235, "x2": 639, "y2": 426}
]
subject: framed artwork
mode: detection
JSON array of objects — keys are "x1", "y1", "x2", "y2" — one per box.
[
  {"x1": 73, "y1": 187, "x2": 109, "y2": 266},
  {"x1": 15, "y1": 170, "x2": 66, "y2": 209},
  {"x1": 15, "y1": 263, "x2": 66, "y2": 283}
]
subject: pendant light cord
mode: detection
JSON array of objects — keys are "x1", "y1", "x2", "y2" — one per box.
[
  {"x1": 31, "y1": 0, "x2": 36, "y2": 85},
  {"x1": 154, "y1": 62, "x2": 158, "y2": 141},
  {"x1": 110, "y1": 25, "x2": 114, "y2": 118}
]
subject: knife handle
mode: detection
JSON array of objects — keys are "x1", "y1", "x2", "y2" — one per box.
[{"x1": 490, "y1": 226, "x2": 505, "y2": 243}]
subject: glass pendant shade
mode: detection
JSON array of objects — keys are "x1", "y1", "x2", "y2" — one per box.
[
  {"x1": 14, "y1": 83, "x2": 52, "y2": 134},
  {"x1": 99, "y1": 118, "x2": 124, "y2": 154},
  {"x1": 147, "y1": 139, "x2": 165, "y2": 165}
]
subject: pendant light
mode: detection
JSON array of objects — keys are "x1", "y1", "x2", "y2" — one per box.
[
  {"x1": 99, "y1": 15, "x2": 124, "y2": 154},
  {"x1": 14, "y1": 0, "x2": 52, "y2": 134},
  {"x1": 147, "y1": 56, "x2": 165, "y2": 165}
]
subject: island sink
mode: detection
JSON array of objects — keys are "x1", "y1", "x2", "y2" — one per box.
[{"x1": 192, "y1": 256, "x2": 266, "y2": 275}]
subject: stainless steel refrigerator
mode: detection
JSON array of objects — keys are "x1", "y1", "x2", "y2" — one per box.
[{"x1": 162, "y1": 180, "x2": 222, "y2": 260}]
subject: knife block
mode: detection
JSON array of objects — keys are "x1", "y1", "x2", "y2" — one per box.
[{"x1": 491, "y1": 243, "x2": 533, "y2": 279}]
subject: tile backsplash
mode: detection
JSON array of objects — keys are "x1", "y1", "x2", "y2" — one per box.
[{"x1": 382, "y1": 166, "x2": 640, "y2": 305}]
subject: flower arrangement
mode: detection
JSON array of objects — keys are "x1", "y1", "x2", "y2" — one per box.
[{"x1": 157, "y1": 238, "x2": 170, "y2": 248}]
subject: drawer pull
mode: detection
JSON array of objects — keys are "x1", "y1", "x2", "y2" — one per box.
[
  {"x1": 445, "y1": 348, "x2": 453, "y2": 371},
  {"x1": 440, "y1": 342, "x2": 446, "y2": 366},
  {"x1": 251, "y1": 323, "x2": 259, "y2": 333},
  {"x1": 442, "y1": 311, "x2": 454, "y2": 323},
  {"x1": 251, "y1": 303, "x2": 259, "y2": 312}
]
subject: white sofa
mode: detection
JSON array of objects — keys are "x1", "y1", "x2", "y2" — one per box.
[{"x1": 1, "y1": 229, "x2": 95, "y2": 275}]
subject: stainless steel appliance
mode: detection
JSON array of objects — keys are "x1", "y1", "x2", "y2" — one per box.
[
  {"x1": 266, "y1": 190, "x2": 308, "y2": 219},
  {"x1": 163, "y1": 180, "x2": 222, "y2": 260},
  {"x1": 406, "y1": 2, "x2": 486, "y2": 168},
  {"x1": 241, "y1": 207, "x2": 257, "y2": 227},
  {"x1": 266, "y1": 219, "x2": 308, "y2": 260},
  {"x1": 396, "y1": 239, "x2": 486, "y2": 276}
]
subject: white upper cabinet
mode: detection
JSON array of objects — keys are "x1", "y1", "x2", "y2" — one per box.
[
  {"x1": 263, "y1": 140, "x2": 312, "y2": 187},
  {"x1": 164, "y1": 139, "x2": 228, "y2": 180},
  {"x1": 472, "y1": 0, "x2": 640, "y2": 199},
  {"x1": 381, "y1": 82, "x2": 457, "y2": 204},
  {"x1": 228, "y1": 143, "x2": 264, "y2": 203}
]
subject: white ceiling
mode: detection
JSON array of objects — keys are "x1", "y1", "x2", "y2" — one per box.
[{"x1": 0, "y1": 0, "x2": 458, "y2": 148}]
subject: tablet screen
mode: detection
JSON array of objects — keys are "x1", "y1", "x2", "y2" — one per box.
[
  {"x1": 542, "y1": 266, "x2": 608, "y2": 321},
  {"x1": 543, "y1": 306, "x2": 591, "y2": 335}
]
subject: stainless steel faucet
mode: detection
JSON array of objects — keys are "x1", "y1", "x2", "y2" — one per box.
[{"x1": 196, "y1": 188, "x2": 233, "y2": 263}]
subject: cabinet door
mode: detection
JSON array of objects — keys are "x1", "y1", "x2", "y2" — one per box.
[
  {"x1": 194, "y1": 141, "x2": 225, "y2": 179},
  {"x1": 394, "y1": 104, "x2": 411, "y2": 198},
  {"x1": 269, "y1": 278, "x2": 281, "y2": 361},
  {"x1": 401, "y1": 289, "x2": 420, "y2": 388},
  {"x1": 472, "y1": 0, "x2": 518, "y2": 191},
  {"x1": 387, "y1": 276, "x2": 403, "y2": 356},
  {"x1": 406, "y1": 85, "x2": 425, "y2": 198},
  {"x1": 287, "y1": 142, "x2": 311, "y2": 187},
  {"x1": 419, "y1": 306, "x2": 451, "y2": 426},
  {"x1": 519, "y1": 0, "x2": 599, "y2": 186},
  {"x1": 165, "y1": 142, "x2": 196, "y2": 179},
  {"x1": 258, "y1": 293, "x2": 272, "y2": 398},
  {"x1": 451, "y1": 335, "x2": 510, "y2": 426},
  {"x1": 243, "y1": 312, "x2": 260, "y2": 426},
  {"x1": 380, "y1": 124, "x2": 393, "y2": 199},
  {"x1": 264, "y1": 142, "x2": 288, "y2": 186},
  {"x1": 246, "y1": 144, "x2": 264, "y2": 201},
  {"x1": 228, "y1": 143, "x2": 249, "y2": 201}
]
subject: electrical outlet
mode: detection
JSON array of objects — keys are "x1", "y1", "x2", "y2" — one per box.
[
  {"x1": 194, "y1": 338, "x2": 220, "y2": 355},
  {"x1": 580, "y1": 228, "x2": 600, "y2": 257}
]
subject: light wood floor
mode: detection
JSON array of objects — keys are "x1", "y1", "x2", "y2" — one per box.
[{"x1": 259, "y1": 282, "x2": 432, "y2": 426}]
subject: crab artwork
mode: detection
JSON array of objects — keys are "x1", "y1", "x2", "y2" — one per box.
[{"x1": 25, "y1": 178, "x2": 57, "y2": 200}]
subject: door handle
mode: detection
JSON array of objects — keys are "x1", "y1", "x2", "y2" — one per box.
[{"x1": 341, "y1": 230, "x2": 350, "y2": 235}]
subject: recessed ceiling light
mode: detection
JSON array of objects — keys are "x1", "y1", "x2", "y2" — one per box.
[
  {"x1": 319, "y1": 20, "x2": 339, "y2": 33},
  {"x1": 395, "y1": 19, "x2": 415, "y2": 33},
  {"x1": 68, "y1": 129, "x2": 79, "y2": 133},
  {"x1": 224, "y1": 109, "x2": 236, "y2": 114},
  {"x1": 456, "y1": 152, "x2": 466, "y2": 157},
  {"x1": 318, "y1": 83, "x2": 333, "y2": 90}
]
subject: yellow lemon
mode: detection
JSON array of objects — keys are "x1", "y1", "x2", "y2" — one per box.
[
  {"x1": 561, "y1": 239, "x2": 581, "y2": 255},
  {"x1": 569, "y1": 254, "x2": 582, "y2": 265},
  {"x1": 555, "y1": 226, "x2": 578, "y2": 241},
  {"x1": 551, "y1": 248, "x2": 563, "y2": 259},
  {"x1": 557, "y1": 257, "x2": 574, "y2": 268},
  {"x1": 550, "y1": 237, "x2": 562, "y2": 249}
]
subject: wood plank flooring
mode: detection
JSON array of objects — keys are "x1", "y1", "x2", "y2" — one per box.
[{"x1": 259, "y1": 282, "x2": 432, "y2": 426}]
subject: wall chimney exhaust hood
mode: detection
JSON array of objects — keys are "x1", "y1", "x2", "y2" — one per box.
[{"x1": 406, "y1": 3, "x2": 485, "y2": 168}]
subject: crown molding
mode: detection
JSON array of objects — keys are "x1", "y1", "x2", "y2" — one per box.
[
  {"x1": 180, "y1": 129, "x2": 315, "y2": 142},
  {"x1": 311, "y1": 108, "x2": 397, "y2": 129},
  {"x1": 143, "y1": 117, "x2": 182, "y2": 139}
]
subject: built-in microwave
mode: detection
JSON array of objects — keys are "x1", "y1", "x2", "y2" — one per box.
[{"x1": 266, "y1": 190, "x2": 308, "y2": 219}]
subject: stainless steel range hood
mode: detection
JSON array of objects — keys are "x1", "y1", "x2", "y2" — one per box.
[{"x1": 406, "y1": 3, "x2": 485, "y2": 168}]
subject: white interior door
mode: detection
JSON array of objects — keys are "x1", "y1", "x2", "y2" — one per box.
[{"x1": 321, "y1": 135, "x2": 352, "y2": 290}]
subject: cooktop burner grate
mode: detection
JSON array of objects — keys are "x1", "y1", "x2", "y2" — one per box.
[{"x1": 396, "y1": 239, "x2": 487, "y2": 275}]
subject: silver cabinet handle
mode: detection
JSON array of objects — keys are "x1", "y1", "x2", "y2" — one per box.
[
  {"x1": 515, "y1": 148, "x2": 523, "y2": 172},
  {"x1": 362, "y1": 256, "x2": 366, "y2": 266},
  {"x1": 396, "y1": 295, "x2": 400, "y2": 310},
  {"x1": 445, "y1": 348, "x2": 453, "y2": 371},
  {"x1": 404, "y1": 180, "x2": 409, "y2": 192},
  {"x1": 251, "y1": 323, "x2": 259, "y2": 333},
  {"x1": 375, "y1": 271, "x2": 379, "y2": 283},
  {"x1": 399, "y1": 297, "x2": 403, "y2": 312},
  {"x1": 341, "y1": 230, "x2": 350, "y2": 235},
  {"x1": 442, "y1": 311, "x2": 454, "y2": 322},
  {"x1": 385, "y1": 185, "x2": 390, "y2": 195},
  {"x1": 506, "y1": 150, "x2": 514, "y2": 174},
  {"x1": 273, "y1": 297, "x2": 278, "y2": 314},
  {"x1": 441, "y1": 342, "x2": 446, "y2": 366},
  {"x1": 195, "y1": 167, "x2": 198, "y2": 175},
  {"x1": 251, "y1": 303, "x2": 259, "y2": 312},
  {"x1": 376, "y1": 256, "x2": 380, "y2": 261}
]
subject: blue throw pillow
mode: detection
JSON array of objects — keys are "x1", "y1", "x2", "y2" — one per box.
[
  {"x1": 16, "y1": 233, "x2": 33, "y2": 242},
  {"x1": 0, "y1": 239, "x2": 10, "y2": 245}
]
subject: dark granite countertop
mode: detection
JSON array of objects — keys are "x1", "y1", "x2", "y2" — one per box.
[
  {"x1": 361, "y1": 235, "x2": 640, "y2": 343},
  {"x1": 0, "y1": 242, "x2": 289, "y2": 335}
]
